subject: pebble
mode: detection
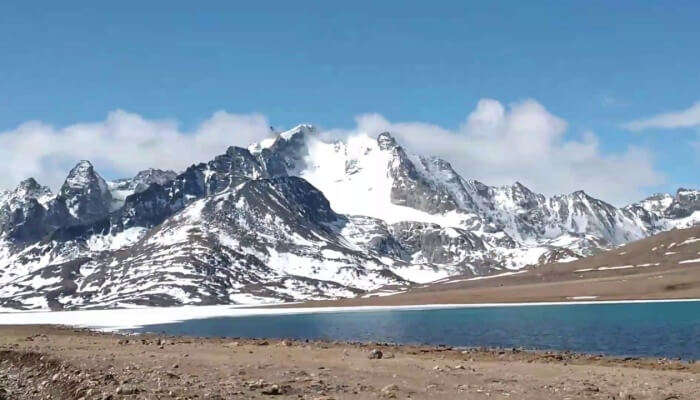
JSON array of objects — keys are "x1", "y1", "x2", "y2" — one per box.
[
  {"x1": 368, "y1": 349, "x2": 383, "y2": 359},
  {"x1": 261, "y1": 384, "x2": 283, "y2": 395}
]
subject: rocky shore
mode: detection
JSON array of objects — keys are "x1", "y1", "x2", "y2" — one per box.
[{"x1": 0, "y1": 325, "x2": 698, "y2": 399}]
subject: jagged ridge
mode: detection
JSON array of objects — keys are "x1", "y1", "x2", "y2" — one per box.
[{"x1": 0, "y1": 125, "x2": 697, "y2": 310}]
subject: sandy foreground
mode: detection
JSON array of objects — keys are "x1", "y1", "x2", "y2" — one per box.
[{"x1": 0, "y1": 326, "x2": 697, "y2": 400}]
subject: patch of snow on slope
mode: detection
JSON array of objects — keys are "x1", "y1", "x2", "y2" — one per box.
[
  {"x1": 443, "y1": 270, "x2": 527, "y2": 283},
  {"x1": 679, "y1": 237, "x2": 699, "y2": 246},
  {"x1": 86, "y1": 227, "x2": 148, "y2": 252}
]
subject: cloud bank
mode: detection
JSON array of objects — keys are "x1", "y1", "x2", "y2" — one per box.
[
  {"x1": 1, "y1": 100, "x2": 664, "y2": 205},
  {"x1": 0, "y1": 110, "x2": 271, "y2": 191},
  {"x1": 623, "y1": 101, "x2": 700, "y2": 131},
  {"x1": 325, "y1": 99, "x2": 663, "y2": 205}
]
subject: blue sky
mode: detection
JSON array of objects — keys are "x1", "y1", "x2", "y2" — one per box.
[{"x1": 0, "y1": 1, "x2": 698, "y2": 204}]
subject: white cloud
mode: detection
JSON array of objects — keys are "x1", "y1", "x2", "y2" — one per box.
[
  {"x1": 0, "y1": 101, "x2": 665, "y2": 206},
  {"x1": 623, "y1": 102, "x2": 700, "y2": 131},
  {"x1": 0, "y1": 110, "x2": 271, "y2": 190},
  {"x1": 325, "y1": 99, "x2": 664, "y2": 205}
]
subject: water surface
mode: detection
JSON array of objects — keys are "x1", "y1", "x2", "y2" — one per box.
[{"x1": 130, "y1": 301, "x2": 700, "y2": 359}]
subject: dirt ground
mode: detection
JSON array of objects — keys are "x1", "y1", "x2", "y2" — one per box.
[{"x1": 0, "y1": 325, "x2": 697, "y2": 400}]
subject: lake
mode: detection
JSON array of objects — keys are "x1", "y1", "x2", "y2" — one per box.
[{"x1": 130, "y1": 301, "x2": 700, "y2": 360}]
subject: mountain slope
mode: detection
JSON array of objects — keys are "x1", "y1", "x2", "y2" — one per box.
[
  {"x1": 293, "y1": 225, "x2": 700, "y2": 307},
  {"x1": 0, "y1": 125, "x2": 697, "y2": 310}
]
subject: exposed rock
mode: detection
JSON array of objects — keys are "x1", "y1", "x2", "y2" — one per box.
[{"x1": 369, "y1": 349, "x2": 383, "y2": 360}]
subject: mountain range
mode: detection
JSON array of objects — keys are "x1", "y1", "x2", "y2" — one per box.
[{"x1": 0, "y1": 125, "x2": 697, "y2": 310}]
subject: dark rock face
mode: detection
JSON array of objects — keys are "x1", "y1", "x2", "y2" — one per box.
[
  {"x1": 667, "y1": 188, "x2": 700, "y2": 219},
  {"x1": 256, "y1": 125, "x2": 314, "y2": 176},
  {"x1": 390, "y1": 222, "x2": 486, "y2": 265},
  {"x1": 59, "y1": 161, "x2": 112, "y2": 224},
  {"x1": 112, "y1": 146, "x2": 271, "y2": 231},
  {"x1": 109, "y1": 168, "x2": 177, "y2": 195},
  {"x1": 381, "y1": 133, "x2": 460, "y2": 214},
  {"x1": 0, "y1": 179, "x2": 74, "y2": 243}
]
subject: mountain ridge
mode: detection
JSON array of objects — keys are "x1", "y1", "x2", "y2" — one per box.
[{"x1": 0, "y1": 125, "x2": 697, "y2": 310}]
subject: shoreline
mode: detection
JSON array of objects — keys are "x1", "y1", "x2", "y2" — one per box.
[
  {"x1": 0, "y1": 325, "x2": 697, "y2": 399},
  {"x1": 1, "y1": 297, "x2": 699, "y2": 331}
]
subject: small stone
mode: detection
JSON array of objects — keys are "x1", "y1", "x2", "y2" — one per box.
[
  {"x1": 246, "y1": 379, "x2": 267, "y2": 389},
  {"x1": 381, "y1": 384, "x2": 399, "y2": 398},
  {"x1": 369, "y1": 349, "x2": 383, "y2": 359},
  {"x1": 261, "y1": 384, "x2": 284, "y2": 395},
  {"x1": 116, "y1": 385, "x2": 140, "y2": 395}
]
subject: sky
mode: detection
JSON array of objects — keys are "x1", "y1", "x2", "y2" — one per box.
[{"x1": 0, "y1": 1, "x2": 698, "y2": 205}]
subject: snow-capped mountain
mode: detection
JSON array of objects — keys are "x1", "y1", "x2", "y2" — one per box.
[{"x1": 0, "y1": 125, "x2": 697, "y2": 310}]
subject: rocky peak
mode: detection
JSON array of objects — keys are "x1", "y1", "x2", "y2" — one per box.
[
  {"x1": 59, "y1": 160, "x2": 112, "y2": 223},
  {"x1": 13, "y1": 178, "x2": 52, "y2": 201},
  {"x1": 509, "y1": 181, "x2": 538, "y2": 200},
  {"x1": 570, "y1": 190, "x2": 588, "y2": 199},
  {"x1": 132, "y1": 168, "x2": 177, "y2": 188},
  {"x1": 676, "y1": 187, "x2": 699, "y2": 200},
  {"x1": 667, "y1": 187, "x2": 700, "y2": 219},
  {"x1": 513, "y1": 181, "x2": 532, "y2": 193},
  {"x1": 377, "y1": 132, "x2": 398, "y2": 151},
  {"x1": 62, "y1": 161, "x2": 99, "y2": 189},
  {"x1": 562, "y1": 190, "x2": 617, "y2": 212},
  {"x1": 499, "y1": 181, "x2": 542, "y2": 211},
  {"x1": 254, "y1": 125, "x2": 316, "y2": 177},
  {"x1": 108, "y1": 168, "x2": 178, "y2": 200}
]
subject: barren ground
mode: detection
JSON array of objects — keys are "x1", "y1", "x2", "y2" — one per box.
[{"x1": 0, "y1": 325, "x2": 698, "y2": 400}]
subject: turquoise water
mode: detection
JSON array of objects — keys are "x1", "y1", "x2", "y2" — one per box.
[{"x1": 131, "y1": 302, "x2": 700, "y2": 359}]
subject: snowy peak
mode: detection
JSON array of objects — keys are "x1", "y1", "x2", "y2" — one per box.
[
  {"x1": 490, "y1": 182, "x2": 544, "y2": 212},
  {"x1": 249, "y1": 124, "x2": 316, "y2": 154},
  {"x1": 634, "y1": 193, "x2": 674, "y2": 214},
  {"x1": 279, "y1": 124, "x2": 316, "y2": 140},
  {"x1": 627, "y1": 188, "x2": 699, "y2": 222}
]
